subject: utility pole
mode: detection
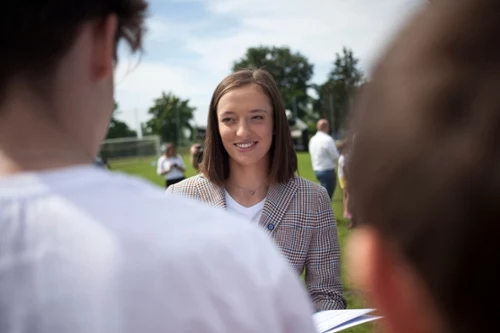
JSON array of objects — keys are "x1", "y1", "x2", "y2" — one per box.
[
  {"x1": 134, "y1": 109, "x2": 143, "y2": 139},
  {"x1": 329, "y1": 92, "x2": 335, "y2": 138},
  {"x1": 175, "y1": 107, "x2": 180, "y2": 145},
  {"x1": 293, "y1": 95, "x2": 298, "y2": 118}
]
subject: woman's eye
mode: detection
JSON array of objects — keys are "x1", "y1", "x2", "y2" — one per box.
[
  {"x1": 253, "y1": 116, "x2": 264, "y2": 120},
  {"x1": 221, "y1": 118, "x2": 233, "y2": 123}
]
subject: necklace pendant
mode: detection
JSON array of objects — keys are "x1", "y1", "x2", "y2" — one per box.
[{"x1": 249, "y1": 190, "x2": 255, "y2": 195}]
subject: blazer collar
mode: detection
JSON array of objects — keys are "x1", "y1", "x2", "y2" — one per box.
[
  {"x1": 198, "y1": 175, "x2": 298, "y2": 234},
  {"x1": 259, "y1": 177, "x2": 298, "y2": 233},
  {"x1": 198, "y1": 176, "x2": 226, "y2": 209}
]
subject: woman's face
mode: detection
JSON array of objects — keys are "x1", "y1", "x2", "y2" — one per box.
[{"x1": 216, "y1": 84, "x2": 274, "y2": 168}]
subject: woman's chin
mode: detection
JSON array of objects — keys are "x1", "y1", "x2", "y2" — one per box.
[
  {"x1": 231, "y1": 158, "x2": 258, "y2": 167},
  {"x1": 229, "y1": 154, "x2": 269, "y2": 168}
]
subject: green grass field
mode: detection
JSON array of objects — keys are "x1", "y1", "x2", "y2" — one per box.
[{"x1": 111, "y1": 152, "x2": 375, "y2": 333}]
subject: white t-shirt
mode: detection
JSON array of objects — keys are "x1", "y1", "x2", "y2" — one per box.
[
  {"x1": 225, "y1": 190, "x2": 266, "y2": 223},
  {"x1": 338, "y1": 154, "x2": 345, "y2": 180},
  {"x1": 156, "y1": 154, "x2": 185, "y2": 180},
  {"x1": 308, "y1": 131, "x2": 339, "y2": 172},
  {"x1": 0, "y1": 165, "x2": 317, "y2": 333}
]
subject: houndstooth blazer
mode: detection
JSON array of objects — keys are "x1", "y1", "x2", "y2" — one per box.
[{"x1": 166, "y1": 174, "x2": 346, "y2": 311}]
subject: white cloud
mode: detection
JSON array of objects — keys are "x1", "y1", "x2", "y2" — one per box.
[
  {"x1": 188, "y1": 0, "x2": 425, "y2": 79},
  {"x1": 114, "y1": 58, "x2": 211, "y2": 130},
  {"x1": 145, "y1": 16, "x2": 202, "y2": 42},
  {"x1": 114, "y1": 0, "x2": 426, "y2": 130}
]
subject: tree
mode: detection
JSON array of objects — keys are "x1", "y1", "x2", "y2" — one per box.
[
  {"x1": 145, "y1": 92, "x2": 195, "y2": 145},
  {"x1": 314, "y1": 47, "x2": 364, "y2": 137},
  {"x1": 232, "y1": 46, "x2": 314, "y2": 119},
  {"x1": 106, "y1": 101, "x2": 137, "y2": 139}
]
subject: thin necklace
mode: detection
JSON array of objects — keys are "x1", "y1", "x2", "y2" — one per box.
[{"x1": 228, "y1": 182, "x2": 268, "y2": 196}]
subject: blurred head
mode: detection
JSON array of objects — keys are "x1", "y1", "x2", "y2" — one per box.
[
  {"x1": 0, "y1": 1, "x2": 147, "y2": 158},
  {"x1": 201, "y1": 69, "x2": 297, "y2": 186},
  {"x1": 190, "y1": 143, "x2": 202, "y2": 156},
  {"x1": 346, "y1": 1, "x2": 500, "y2": 333},
  {"x1": 316, "y1": 119, "x2": 329, "y2": 133},
  {"x1": 337, "y1": 139, "x2": 347, "y2": 155},
  {"x1": 164, "y1": 143, "x2": 176, "y2": 158}
]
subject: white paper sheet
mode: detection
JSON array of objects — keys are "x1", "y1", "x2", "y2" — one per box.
[
  {"x1": 313, "y1": 309, "x2": 381, "y2": 333},
  {"x1": 326, "y1": 315, "x2": 382, "y2": 332}
]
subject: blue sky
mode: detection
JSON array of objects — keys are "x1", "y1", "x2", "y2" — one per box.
[{"x1": 114, "y1": 0, "x2": 425, "y2": 132}]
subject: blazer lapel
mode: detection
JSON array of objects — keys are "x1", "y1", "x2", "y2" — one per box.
[
  {"x1": 259, "y1": 176, "x2": 298, "y2": 234},
  {"x1": 197, "y1": 177, "x2": 226, "y2": 209}
]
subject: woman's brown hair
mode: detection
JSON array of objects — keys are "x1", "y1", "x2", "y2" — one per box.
[{"x1": 200, "y1": 69, "x2": 297, "y2": 186}]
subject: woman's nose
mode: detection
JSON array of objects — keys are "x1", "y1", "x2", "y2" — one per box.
[{"x1": 236, "y1": 121, "x2": 251, "y2": 138}]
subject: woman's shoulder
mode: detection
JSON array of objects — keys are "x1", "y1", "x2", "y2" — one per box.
[
  {"x1": 293, "y1": 175, "x2": 330, "y2": 197},
  {"x1": 167, "y1": 174, "x2": 210, "y2": 194}
]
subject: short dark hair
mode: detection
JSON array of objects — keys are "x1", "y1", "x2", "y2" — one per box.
[
  {"x1": 0, "y1": 1, "x2": 148, "y2": 102},
  {"x1": 201, "y1": 69, "x2": 297, "y2": 186},
  {"x1": 347, "y1": 1, "x2": 500, "y2": 332}
]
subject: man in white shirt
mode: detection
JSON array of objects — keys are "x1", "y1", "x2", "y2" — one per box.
[
  {"x1": 308, "y1": 119, "x2": 340, "y2": 199},
  {"x1": 0, "y1": 2, "x2": 317, "y2": 333}
]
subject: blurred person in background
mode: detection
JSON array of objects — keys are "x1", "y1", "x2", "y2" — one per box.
[
  {"x1": 0, "y1": 1, "x2": 320, "y2": 332},
  {"x1": 189, "y1": 142, "x2": 203, "y2": 172},
  {"x1": 94, "y1": 153, "x2": 111, "y2": 169},
  {"x1": 308, "y1": 119, "x2": 340, "y2": 200},
  {"x1": 157, "y1": 143, "x2": 186, "y2": 188},
  {"x1": 337, "y1": 140, "x2": 352, "y2": 225},
  {"x1": 168, "y1": 69, "x2": 346, "y2": 311},
  {"x1": 347, "y1": 1, "x2": 499, "y2": 333}
]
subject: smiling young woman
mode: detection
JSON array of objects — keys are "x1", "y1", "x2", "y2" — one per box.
[{"x1": 167, "y1": 68, "x2": 346, "y2": 311}]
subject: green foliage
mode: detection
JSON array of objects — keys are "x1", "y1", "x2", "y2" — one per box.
[
  {"x1": 106, "y1": 101, "x2": 137, "y2": 139},
  {"x1": 232, "y1": 46, "x2": 314, "y2": 119},
  {"x1": 106, "y1": 118, "x2": 137, "y2": 139},
  {"x1": 144, "y1": 92, "x2": 195, "y2": 145},
  {"x1": 314, "y1": 47, "x2": 364, "y2": 136}
]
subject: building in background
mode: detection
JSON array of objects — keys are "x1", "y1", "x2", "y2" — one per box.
[{"x1": 286, "y1": 110, "x2": 309, "y2": 152}]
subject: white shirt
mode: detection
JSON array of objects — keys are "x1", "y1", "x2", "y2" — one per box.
[
  {"x1": 157, "y1": 154, "x2": 185, "y2": 180},
  {"x1": 0, "y1": 165, "x2": 317, "y2": 333},
  {"x1": 308, "y1": 131, "x2": 340, "y2": 172},
  {"x1": 225, "y1": 190, "x2": 266, "y2": 223}
]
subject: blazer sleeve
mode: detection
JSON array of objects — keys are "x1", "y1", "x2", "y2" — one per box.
[
  {"x1": 165, "y1": 185, "x2": 174, "y2": 194},
  {"x1": 165, "y1": 182, "x2": 183, "y2": 195},
  {"x1": 164, "y1": 178, "x2": 199, "y2": 201},
  {"x1": 305, "y1": 186, "x2": 346, "y2": 311}
]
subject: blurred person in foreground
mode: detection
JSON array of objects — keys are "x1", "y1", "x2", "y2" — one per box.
[
  {"x1": 168, "y1": 69, "x2": 346, "y2": 311},
  {"x1": 346, "y1": 1, "x2": 500, "y2": 333},
  {"x1": 0, "y1": 2, "x2": 318, "y2": 332}
]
